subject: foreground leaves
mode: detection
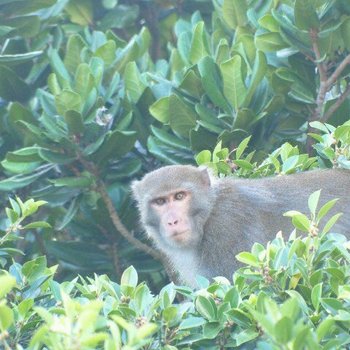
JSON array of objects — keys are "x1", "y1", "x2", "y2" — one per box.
[{"x1": 1, "y1": 196, "x2": 350, "y2": 349}]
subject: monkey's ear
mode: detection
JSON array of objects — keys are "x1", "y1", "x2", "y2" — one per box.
[{"x1": 199, "y1": 167, "x2": 211, "y2": 187}]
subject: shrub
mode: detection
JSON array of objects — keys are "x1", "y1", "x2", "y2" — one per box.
[{"x1": 1, "y1": 193, "x2": 350, "y2": 349}]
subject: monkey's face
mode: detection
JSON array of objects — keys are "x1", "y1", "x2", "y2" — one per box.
[
  {"x1": 132, "y1": 165, "x2": 215, "y2": 251},
  {"x1": 148, "y1": 189, "x2": 200, "y2": 248}
]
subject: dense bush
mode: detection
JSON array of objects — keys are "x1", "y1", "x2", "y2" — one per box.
[
  {"x1": 1, "y1": 0, "x2": 350, "y2": 347},
  {"x1": 1, "y1": 0, "x2": 350, "y2": 283},
  {"x1": 1, "y1": 191, "x2": 350, "y2": 349}
]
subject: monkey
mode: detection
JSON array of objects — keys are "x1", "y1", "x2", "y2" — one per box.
[{"x1": 131, "y1": 165, "x2": 350, "y2": 285}]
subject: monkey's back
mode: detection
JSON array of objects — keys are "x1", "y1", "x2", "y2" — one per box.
[{"x1": 199, "y1": 168, "x2": 350, "y2": 279}]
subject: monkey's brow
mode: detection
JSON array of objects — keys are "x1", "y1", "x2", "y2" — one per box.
[{"x1": 150, "y1": 189, "x2": 189, "y2": 200}]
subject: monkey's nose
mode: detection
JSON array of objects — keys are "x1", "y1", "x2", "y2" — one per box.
[{"x1": 168, "y1": 219, "x2": 179, "y2": 226}]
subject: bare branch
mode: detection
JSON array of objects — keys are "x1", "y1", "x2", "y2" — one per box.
[
  {"x1": 76, "y1": 152, "x2": 181, "y2": 283},
  {"x1": 97, "y1": 180, "x2": 163, "y2": 261},
  {"x1": 322, "y1": 84, "x2": 350, "y2": 122},
  {"x1": 327, "y1": 54, "x2": 350, "y2": 88},
  {"x1": 310, "y1": 29, "x2": 328, "y2": 121}
]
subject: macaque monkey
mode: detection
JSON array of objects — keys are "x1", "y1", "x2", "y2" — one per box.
[{"x1": 132, "y1": 165, "x2": 350, "y2": 285}]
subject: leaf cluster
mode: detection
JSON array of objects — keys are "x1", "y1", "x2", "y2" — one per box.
[{"x1": 1, "y1": 196, "x2": 350, "y2": 349}]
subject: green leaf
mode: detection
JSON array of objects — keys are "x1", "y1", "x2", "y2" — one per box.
[
  {"x1": 5, "y1": 147, "x2": 41, "y2": 163},
  {"x1": 292, "y1": 214, "x2": 311, "y2": 232},
  {"x1": 316, "y1": 318, "x2": 335, "y2": 341},
  {"x1": 48, "y1": 48, "x2": 71, "y2": 84},
  {"x1": 198, "y1": 56, "x2": 232, "y2": 114},
  {"x1": 125, "y1": 61, "x2": 146, "y2": 103},
  {"x1": 179, "y1": 317, "x2": 206, "y2": 330},
  {"x1": 38, "y1": 148, "x2": 76, "y2": 165},
  {"x1": 65, "y1": 0, "x2": 93, "y2": 26},
  {"x1": 320, "y1": 298, "x2": 343, "y2": 314},
  {"x1": 189, "y1": 21, "x2": 209, "y2": 64},
  {"x1": 5, "y1": 208, "x2": 18, "y2": 223},
  {"x1": 94, "y1": 40, "x2": 117, "y2": 65},
  {"x1": 179, "y1": 69, "x2": 203, "y2": 98},
  {"x1": 294, "y1": 0, "x2": 319, "y2": 31},
  {"x1": 2, "y1": 0, "x2": 56, "y2": 15},
  {"x1": 195, "y1": 296, "x2": 216, "y2": 321},
  {"x1": 224, "y1": 287, "x2": 240, "y2": 308},
  {"x1": 222, "y1": 0, "x2": 247, "y2": 28},
  {"x1": 55, "y1": 90, "x2": 82, "y2": 116},
  {"x1": 196, "y1": 150, "x2": 212, "y2": 165},
  {"x1": 220, "y1": 56, "x2": 247, "y2": 111},
  {"x1": 150, "y1": 95, "x2": 197, "y2": 137},
  {"x1": 0, "y1": 65, "x2": 31, "y2": 101},
  {"x1": 203, "y1": 322, "x2": 221, "y2": 339},
  {"x1": 121, "y1": 266, "x2": 138, "y2": 287},
  {"x1": 64, "y1": 110, "x2": 84, "y2": 135},
  {"x1": 49, "y1": 176, "x2": 93, "y2": 188},
  {"x1": 233, "y1": 327, "x2": 259, "y2": 346},
  {"x1": 235, "y1": 252, "x2": 260, "y2": 267},
  {"x1": 1, "y1": 159, "x2": 41, "y2": 174},
  {"x1": 275, "y1": 317, "x2": 293, "y2": 343},
  {"x1": 22, "y1": 221, "x2": 51, "y2": 229},
  {"x1": 321, "y1": 213, "x2": 343, "y2": 235},
  {"x1": 134, "y1": 284, "x2": 152, "y2": 314},
  {"x1": 0, "y1": 51, "x2": 42, "y2": 64},
  {"x1": 308, "y1": 190, "x2": 321, "y2": 218},
  {"x1": 56, "y1": 198, "x2": 79, "y2": 230},
  {"x1": 147, "y1": 136, "x2": 186, "y2": 165},
  {"x1": 151, "y1": 126, "x2": 190, "y2": 151},
  {"x1": 317, "y1": 198, "x2": 339, "y2": 222},
  {"x1": 255, "y1": 33, "x2": 287, "y2": 52},
  {"x1": 48, "y1": 73, "x2": 61, "y2": 95},
  {"x1": 163, "y1": 306, "x2": 178, "y2": 323},
  {"x1": 64, "y1": 34, "x2": 86, "y2": 74},
  {"x1": 75, "y1": 63, "x2": 95, "y2": 99},
  {"x1": 243, "y1": 51, "x2": 267, "y2": 106},
  {"x1": 2, "y1": 15, "x2": 40, "y2": 38},
  {"x1": 0, "y1": 275, "x2": 16, "y2": 299},
  {"x1": 91, "y1": 130, "x2": 137, "y2": 163},
  {"x1": 338, "y1": 285, "x2": 350, "y2": 300},
  {"x1": 311, "y1": 283, "x2": 322, "y2": 311},
  {"x1": 149, "y1": 96, "x2": 170, "y2": 123},
  {"x1": 0, "y1": 303, "x2": 14, "y2": 331},
  {"x1": 0, "y1": 165, "x2": 54, "y2": 191},
  {"x1": 226, "y1": 309, "x2": 252, "y2": 328},
  {"x1": 236, "y1": 136, "x2": 251, "y2": 159}
]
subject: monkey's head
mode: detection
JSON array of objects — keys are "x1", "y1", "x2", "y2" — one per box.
[{"x1": 132, "y1": 165, "x2": 215, "y2": 250}]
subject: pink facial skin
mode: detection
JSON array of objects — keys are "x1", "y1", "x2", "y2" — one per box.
[{"x1": 151, "y1": 190, "x2": 192, "y2": 244}]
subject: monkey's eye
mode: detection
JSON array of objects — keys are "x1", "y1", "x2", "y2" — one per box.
[
  {"x1": 154, "y1": 198, "x2": 166, "y2": 206},
  {"x1": 174, "y1": 191, "x2": 186, "y2": 200}
]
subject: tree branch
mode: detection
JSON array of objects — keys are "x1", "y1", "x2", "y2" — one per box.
[
  {"x1": 310, "y1": 29, "x2": 328, "y2": 122},
  {"x1": 97, "y1": 180, "x2": 163, "y2": 261},
  {"x1": 322, "y1": 84, "x2": 350, "y2": 122},
  {"x1": 76, "y1": 153, "x2": 181, "y2": 283},
  {"x1": 326, "y1": 54, "x2": 350, "y2": 88}
]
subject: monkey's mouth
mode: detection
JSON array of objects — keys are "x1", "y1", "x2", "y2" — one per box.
[{"x1": 171, "y1": 230, "x2": 189, "y2": 242}]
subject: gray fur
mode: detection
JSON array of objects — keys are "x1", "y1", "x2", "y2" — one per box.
[{"x1": 132, "y1": 165, "x2": 350, "y2": 285}]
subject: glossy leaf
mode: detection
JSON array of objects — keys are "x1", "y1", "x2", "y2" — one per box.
[{"x1": 220, "y1": 56, "x2": 247, "y2": 111}]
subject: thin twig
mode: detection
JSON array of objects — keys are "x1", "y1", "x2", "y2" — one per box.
[
  {"x1": 76, "y1": 153, "x2": 181, "y2": 282},
  {"x1": 310, "y1": 29, "x2": 328, "y2": 121},
  {"x1": 322, "y1": 84, "x2": 350, "y2": 122},
  {"x1": 98, "y1": 179, "x2": 181, "y2": 283},
  {"x1": 97, "y1": 180, "x2": 163, "y2": 261},
  {"x1": 76, "y1": 154, "x2": 161, "y2": 258}
]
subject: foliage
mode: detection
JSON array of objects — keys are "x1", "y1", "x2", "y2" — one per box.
[
  {"x1": 196, "y1": 120, "x2": 350, "y2": 177},
  {"x1": 1, "y1": 195, "x2": 350, "y2": 349},
  {"x1": 1, "y1": 0, "x2": 350, "y2": 289}
]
